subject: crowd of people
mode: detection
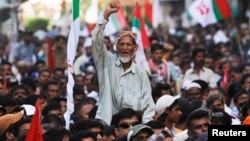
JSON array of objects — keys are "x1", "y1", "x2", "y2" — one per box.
[{"x1": 1, "y1": 1, "x2": 250, "y2": 141}]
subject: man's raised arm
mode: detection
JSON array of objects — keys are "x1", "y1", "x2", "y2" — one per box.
[{"x1": 91, "y1": 1, "x2": 120, "y2": 64}]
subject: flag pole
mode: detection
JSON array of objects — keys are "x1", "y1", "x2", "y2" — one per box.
[{"x1": 230, "y1": 16, "x2": 245, "y2": 63}]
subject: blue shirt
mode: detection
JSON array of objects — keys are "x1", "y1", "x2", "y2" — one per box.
[{"x1": 14, "y1": 42, "x2": 37, "y2": 64}]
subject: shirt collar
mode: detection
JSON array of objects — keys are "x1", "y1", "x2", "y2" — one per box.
[
  {"x1": 115, "y1": 58, "x2": 136, "y2": 74},
  {"x1": 190, "y1": 67, "x2": 205, "y2": 73}
]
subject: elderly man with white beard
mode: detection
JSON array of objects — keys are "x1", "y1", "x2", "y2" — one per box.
[{"x1": 91, "y1": 1, "x2": 155, "y2": 125}]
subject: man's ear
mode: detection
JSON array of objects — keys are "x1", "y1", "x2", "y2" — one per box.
[
  {"x1": 116, "y1": 44, "x2": 119, "y2": 51},
  {"x1": 134, "y1": 44, "x2": 139, "y2": 52},
  {"x1": 165, "y1": 107, "x2": 170, "y2": 114},
  {"x1": 6, "y1": 132, "x2": 15, "y2": 140},
  {"x1": 187, "y1": 129, "x2": 194, "y2": 137},
  {"x1": 247, "y1": 109, "x2": 250, "y2": 115},
  {"x1": 114, "y1": 127, "x2": 119, "y2": 137}
]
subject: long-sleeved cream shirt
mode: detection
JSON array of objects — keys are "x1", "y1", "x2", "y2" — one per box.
[{"x1": 91, "y1": 17, "x2": 155, "y2": 125}]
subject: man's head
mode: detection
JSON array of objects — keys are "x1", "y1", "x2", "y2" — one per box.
[
  {"x1": 69, "y1": 130, "x2": 97, "y2": 141},
  {"x1": 233, "y1": 90, "x2": 249, "y2": 108},
  {"x1": 41, "y1": 80, "x2": 61, "y2": 101},
  {"x1": 111, "y1": 108, "x2": 142, "y2": 138},
  {"x1": 204, "y1": 54, "x2": 215, "y2": 69},
  {"x1": 155, "y1": 95, "x2": 182, "y2": 124},
  {"x1": 150, "y1": 43, "x2": 164, "y2": 63},
  {"x1": 185, "y1": 82, "x2": 202, "y2": 102},
  {"x1": 149, "y1": 36, "x2": 160, "y2": 45},
  {"x1": 241, "y1": 73, "x2": 250, "y2": 91},
  {"x1": 54, "y1": 35, "x2": 67, "y2": 49},
  {"x1": 74, "y1": 98, "x2": 95, "y2": 120},
  {"x1": 22, "y1": 30, "x2": 33, "y2": 45},
  {"x1": 50, "y1": 97, "x2": 67, "y2": 116},
  {"x1": 9, "y1": 85, "x2": 30, "y2": 105},
  {"x1": 70, "y1": 119, "x2": 104, "y2": 141},
  {"x1": 186, "y1": 109, "x2": 211, "y2": 141},
  {"x1": 241, "y1": 62, "x2": 250, "y2": 75},
  {"x1": 116, "y1": 31, "x2": 138, "y2": 63},
  {"x1": 104, "y1": 36, "x2": 113, "y2": 51},
  {"x1": 0, "y1": 61, "x2": 12, "y2": 76},
  {"x1": 43, "y1": 128, "x2": 71, "y2": 141},
  {"x1": 42, "y1": 115, "x2": 65, "y2": 131},
  {"x1": 84, "y1": 37, "x2": 93, "y2": 57},
  {"x1": 206, "y1": 94, "x2": 225, "y2": 111},
  {"x1": 152, "y1": 83, "x2": 173, "y2": 103},
  {"x1": 42, "y1": 102, "x2": 62, "y2": 117},
  {"x1": 11, "y1": 118, "x2": 31, "y2": 139},
  {"x1": 192, "y1": 48, "x2": 206, "y2": 67},
  {"x1": 73, "y1": 84, "x2": 86, "y2": 105},
  {"x1": 102, "y1": 125, "x2": 116, "y2": 141},
  {"x1": 52, "y1": 67, "x2": 65, "y2": 79},
  {"x1": 74, "y1": 74, "x2": 85, "y2": 87},
  {"x1": 127, "y1": 124, "x2": 154, "y2": 141},
  {"x1": 37, "y1": 69, "x2": 51, "y2": 84}
]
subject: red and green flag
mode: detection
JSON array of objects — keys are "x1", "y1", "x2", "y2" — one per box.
[
  {"x1": 65, "y1": 0, "x2": 80, "y2": 130},
  {"x1": 188, "y1": 0, "x2": 231, "y2": 27},
  {"x1": 104, "y1": 0, "x2": 128, "y2": 35},
  {"x1": 144, "y1": 0, "x2": 152, "y2": 28},
  {"x1": 132, "y1": 2, "x2": 150, "y2": 73}
]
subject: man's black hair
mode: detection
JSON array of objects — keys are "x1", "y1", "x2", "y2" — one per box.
[
  {"x1": 42, "y1": 102, "x2": 61, "y2": 116},
  {"x1": 111, "y1": 108, "x2": 142, "y2": 127},
  {"x1": 192, "y1": 48, "x2": 206, "y2": 59},
  {"x1": 150, "y1": 43, "x2": 164, "y2": 53},
  {"x1": 70, "y1": 119, "x2": 104, "y2": 135}
]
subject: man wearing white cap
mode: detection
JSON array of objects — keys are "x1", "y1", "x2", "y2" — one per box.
[
  {"x1": 174, "y1": 80, "x2": 192, "y2": 99},
  {"x1": 185, "y1": 82, "x2": 202, "y2": 102},
  {"x1": 155, "y1": 95, "x2": 182, "y2": 136},
  {"x1": 73, "y1": 37, "x2": 96, "y2": 76}
]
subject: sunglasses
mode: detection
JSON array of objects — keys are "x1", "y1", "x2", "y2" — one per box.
[
  {"x1": 92, "y1": 131, "x2": 103, "y2": 137},
  {"x1": 118, "y1": 122, "x2": 139, "y2": 129}
]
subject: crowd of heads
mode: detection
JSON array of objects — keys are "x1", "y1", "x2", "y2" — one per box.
[{"x1": 1, "y1": 5, "x2": 250, "y2": 141}]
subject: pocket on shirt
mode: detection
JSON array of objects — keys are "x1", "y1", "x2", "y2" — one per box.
[{"x1": 123, "y1": 88, "x2": 140, "y2": 109}]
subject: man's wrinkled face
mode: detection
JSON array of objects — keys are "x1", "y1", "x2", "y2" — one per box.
[{"x1": 116, "y1": 36, "x2": 138, "y2": 63}]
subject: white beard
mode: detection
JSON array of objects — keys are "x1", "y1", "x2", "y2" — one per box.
[
  {"x1": 119, "y1": 54, "x2": 135, "y2": 63},
  {"x1": 119, "y1": 56, "x2": 131, "y2": 63}
]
